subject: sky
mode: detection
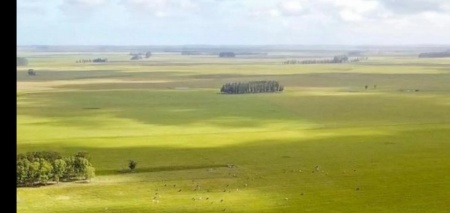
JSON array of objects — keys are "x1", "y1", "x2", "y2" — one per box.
[{"x1": 17, "y1": 0, "x2": 450, "y2": 45}]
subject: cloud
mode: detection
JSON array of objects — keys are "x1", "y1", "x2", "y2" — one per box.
[
  {"x1": 62, "y1": 0, "x2": 107, "y2": 8},
  {"x1": 17, "y1": 5, "x2": 47, "y2": 16},
  {"x1": 278, "y1": 0, "x2": 306, "y2": 16},
  {"x1": 120, "y1": 0, "x2": 200, "y2": 17},
  {"x1": 17, "y1": 0, "x2": 48, "y2": 16},
  {"x1": 58, "y1": 0, "x2": 110, "y2": 20},
  {"x1": 249, "y1": 8, "x2": 280, "y2": 18},
  {"x1": 249, "y1": 0, "x2": 308, "y2": 18},
  {"x1": 377, "y1": 0, "x2": 448, "y2": 14},
  {"x1": 17, "y1": 0, "x2": 450, "y2": 45}
]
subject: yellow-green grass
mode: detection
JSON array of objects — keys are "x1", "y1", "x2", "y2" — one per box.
[{"x1": 17, "y1": 53, "x2": 450, "y2": 212}]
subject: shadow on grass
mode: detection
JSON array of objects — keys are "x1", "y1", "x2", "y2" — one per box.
[
  {"x1": 51, "y1": 72, "x2": 450, "y2": 91},
  {"x1": 97, "y1": 164, "x2": 228, "y2": 176},
  {"x1": 17, "y1": 179, "x2": 93, "y2": 188}
]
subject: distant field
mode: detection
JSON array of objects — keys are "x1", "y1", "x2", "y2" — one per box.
[{"x1": 17, "y1": 52, "x2": 450, "y2": 213}]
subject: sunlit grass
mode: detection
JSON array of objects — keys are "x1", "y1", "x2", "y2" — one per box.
[{"x1": 17, "y1": 53, "x2": 450, "y2": 213}]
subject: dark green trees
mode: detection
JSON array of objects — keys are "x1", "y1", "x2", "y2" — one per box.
[
  {"x1": 130, "y1": 54, "x2": 143, "y2": 60},
  {"x1": 92, "y1": 58, "x2": 108, "y2": 63},
  {"x1": 219, "y1": 52, "x2": 236, "y2": 58},
  {"x1": 77, "y1": 58, "x2": 107, "y2": 63},
  {"x1": 130, "y1": 51, "x2": 151, "y2": 60},
  {"x1": 282, "y1": 56, "x2": 367, "y2": 64},
  {"x1": 332, "y1": 55, "x2": 348, "y2": 63},
  {"x1": 220, "y1": 81, "x2": 284, "y2": 94},
  {"x1": 16, "y1": 151, "x2": 96, "y2": 187}
]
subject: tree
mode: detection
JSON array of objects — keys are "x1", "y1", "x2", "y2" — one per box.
[
  {"x1": 62, "y1": 154, "x2": 94, "y2": 181},
  {"x1": 145, "y1": 52, "x2": 152, "y2": 58},
  {"x1": 38, "y1": 158, "x2": 53, "y2": 185},
  {"x1": 333, "y1": 55, "x2": 348, "y2": 63},
  {"x1": 28, "y1": 161, "x2": 41, "y2": 186},
  {"x1": 17, "y1": 158, "x2": 30, "y2": 186},
  {"x1": 75, "y1": 151, "x2": 91, "y2": 161},
  {"x1": 129, "y1": 160, "x2": 137, "y2": 172},
  {"x1": 73, "y1": 157, "x2": 90, "y2": 179},
  {"x1": 63, "y1": 156, "x2": 76, "y2": 180},
  {"x1": 52, "y1": 159, "x2": 66, "y2": 183}
]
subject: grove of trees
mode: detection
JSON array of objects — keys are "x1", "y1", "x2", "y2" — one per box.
[
  {"x1": 17, "y1": 151, "x2": 95, "y2": 187},
  {"x1": 130, "y1": 51, "x2": 152, "y2": 60},
  {"x1": 92, "y1": 58, "x2": 108, "y2": 63},
  {"x1": 282, "y1": 56, "x2": 368, "y2": 64},
  {"x1": 76, "y1": 58, "x2": 108, "y2": 63},
  {"x1": 130, "y1": 54, "x2": 143, "y2": 60},
  {"x1": 220, "y1": 80, "x2": 284, "y2": 94}
]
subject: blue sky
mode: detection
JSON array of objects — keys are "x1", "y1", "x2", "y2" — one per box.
[{"x1": 17, "y1": 0, "x2": 450, "y2": 45}]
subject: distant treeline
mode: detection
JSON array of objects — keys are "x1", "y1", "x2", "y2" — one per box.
[
  {"x1": 17, "y1": 57, "x2": 28, "y2": 66},
  {"x1": 130, "y1": 51, "x2": 152, "y2": 60},
  {"x1": 348, "y1": 51, "x2": 363, "y2": 56},
  {"x1": 181, "y1": 51, "x2": 214, "y2": 55},
  {"x1": 418, "y1": 51, "x2": 450, "y2": 58},
  {"x1": 181, "y1": 51, "x2": 267, "y2": 56},
  {"x1": 283, "y1": 56, "x2": 368, "y2": 64},
  {"x1": 76, "y1": 58, "x2": 108, "y2": 63},
  {"x1": 17, "y1": 151, "x2": 95, "y2": 187},
  {"x1": 219, "y1": 52, "x2": 236, "y2": 58},
  {"x1": 221, "y1": 81, "x2": 284, "y2": 94}
]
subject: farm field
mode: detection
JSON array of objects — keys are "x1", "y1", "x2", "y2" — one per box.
[{"x1": 17, "y1": 52, "x2": 450, "y2": 213}]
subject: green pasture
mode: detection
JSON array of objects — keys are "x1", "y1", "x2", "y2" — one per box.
[{"x1": 17, "y1": 53, "x2": 450, "y2": 212}]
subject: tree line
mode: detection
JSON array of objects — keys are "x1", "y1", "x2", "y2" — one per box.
[
  {"x1": 219, "y1": 52, "x2": 236, "y2": 58},
  {"x1": 76, "y1": 58, "x2": 108, "y2": 63},
  {"x1": 220, "y1": 81, "x2": 284, "y2": 94},
  {"x1": 282, "y1": 56, "x2": 368, "y2": 64},
  {"x1": 418, "y1": 51, "x2": 450, "y2": 58},
  {"x1": 17, "y1": 151, "x2": 95, "y2": 187},
  {"x1": 130, "y1": 52, "x2": 152, "y2": 60}
]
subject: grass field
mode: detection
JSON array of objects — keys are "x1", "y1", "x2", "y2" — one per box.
[{"x1": 17, "y1": 52, "x2": 450, "y2": 212}]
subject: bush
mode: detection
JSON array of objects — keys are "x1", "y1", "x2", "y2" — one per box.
[{"x1": 128, "y1": 160, "x2": 137, "y2": 172}]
